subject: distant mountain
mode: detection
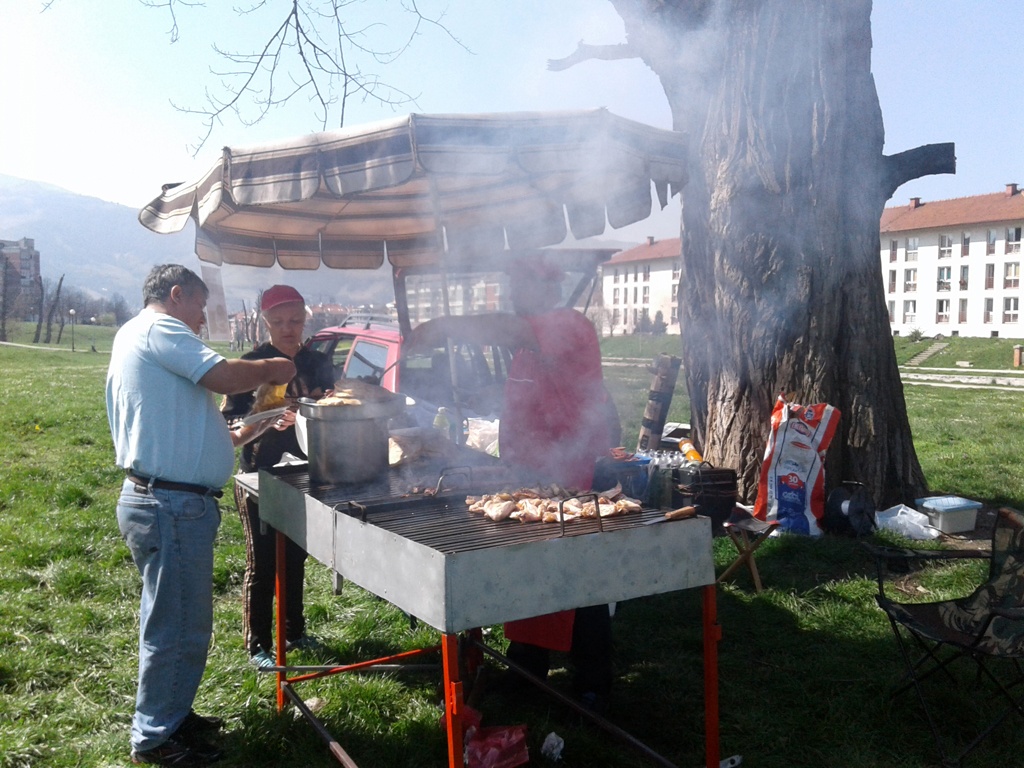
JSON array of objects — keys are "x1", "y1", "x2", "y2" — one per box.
[
  {"x1": 0, "y1": 175, "x2": 394, "y2": 313},
  {"x1": 0, "y1": 175, "x2": 638, "y2": 315}
]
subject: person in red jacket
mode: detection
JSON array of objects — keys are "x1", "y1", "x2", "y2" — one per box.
[{"x1": 407, "y1": 252, "x2": 614, "y2": 709}]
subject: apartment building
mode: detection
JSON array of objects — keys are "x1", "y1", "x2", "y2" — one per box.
[
  {"x1": 0, "y1": 237, "x2": 41, "y2": 287},
  {"x1": 881, "y1": 184, "x2": 1024, "y2": 338},
  {"x1": 600, "y1": 236, "x2": 681, "y2": 335}
]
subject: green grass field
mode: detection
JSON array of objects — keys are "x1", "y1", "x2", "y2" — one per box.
[{"x1": 1, "y1": 337, "x2": 1023, "y2": 767}]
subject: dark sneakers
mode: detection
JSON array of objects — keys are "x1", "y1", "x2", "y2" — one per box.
[
  {"x1": 130, "y1": 711, "x2": 224, "y2": 766},
  {"x1": 130, "y1": 737, "x2": 222, "y2": 766},
  {"x1": 179, "y1": 710, "x2": 224, "y2": 735}
]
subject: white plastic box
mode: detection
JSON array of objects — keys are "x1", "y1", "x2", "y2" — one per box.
[{"x1": 915, "y1": 496, "x2": 983, "y2": 534}]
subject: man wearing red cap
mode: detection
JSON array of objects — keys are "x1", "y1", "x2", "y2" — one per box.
[{"x1": 221, "y1": 285, "x2": 335, "y2": 668}]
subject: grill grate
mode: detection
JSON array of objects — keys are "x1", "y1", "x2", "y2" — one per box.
[{"x1": 264, "y1": 464, "x2": 664, "y2": 555}]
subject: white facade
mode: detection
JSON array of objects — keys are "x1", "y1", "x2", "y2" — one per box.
[
  {"x1": 881, "y1": 187, "x2": 1024, "y2": 338},
  {"x1": 599, "y1": 240, "x2": 681, "y2": 336}
]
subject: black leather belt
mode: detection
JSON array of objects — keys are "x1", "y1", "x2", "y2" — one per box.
[{"x1": 127, "y1": 473, "x2": 223, "y2": 499}]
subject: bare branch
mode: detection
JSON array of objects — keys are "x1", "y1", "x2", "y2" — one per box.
[
  {"x1": 882, "y1": 143, "x2": 956, "y2": 199},
  {"x1": 136, "y1": 0, "x2": 462, "y2": 155},
  {"x1": 547, "y1": 40, "x2": 639, "y2": 72}
]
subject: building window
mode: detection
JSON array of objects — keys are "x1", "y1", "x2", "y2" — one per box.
[
  {"x1": 985, "y1": 263, "x2": 995, "y2": 289},
  {"x1": 613, "y1": 269, "x2": 619, "y2": 284},
  {"x1": 938, "y1": 234, "x2": 953, "y2": 259},
  {"x1": 633, "y1": 266, "x2": 638, "y2": 281},
  {"x1": 961, "y1": 232, "x2": 971, "y2": 257},
  {"x1": 670, "y1": 305, "x2": 678, "y2": 324},
  {"x1": 889, "y1": 240, "x2": 898, "y2": 262},
  {"x1": 642, "y1": 264, "x2": 650, "y2": 282},
  {"x1": 888, "y1": 270, "x2": 896, "y2": 293},
  {"x1": 936, "y1": 299, "x2": 950, "y2": 323},
  {"x1": 613, "y1": 288, "x2": 619, "y2": 304},
  {"x1": 1004, "y1": 297, "x2": 1019, "y2": 324},
  {"x1": 905, "y1": 236, "x2": 919, "y2": 261},
  {"x1": 1007, "y1": 227, "x2": 1022, "y2": 254},
  {"x1": 633, "y1": 287, "x2": 638, "y2": 303},
  {"x1": 611, "y1": 309, "x2": 620, "y2": 327},
  {"x1": 984, "y1": 297, "x2": 994, "y2": 323},
  {"x1": 987, "y1": 229, "x2": 997, "y2": 255},
  {"x1": 959, "y1": 265, "x2": 969, "y2": 290},
  {"x1": 958, "y1": 298, "x2": 968, "y2": 323},
  {"x1": 904, "y1": 268, "x2": 917, "y2": 292},
  {"x1": 1004, "y1": 262, "x2": 1019, "y2": 289},
  {"x1": 936, "y1": 266, "x2": 951, "y2": 291},
  {"x1": 632, "y1": 308, "x2": 638, "y2": 325},
  {"x1": 903, "y1": 300, "x2": 916, "y2": 324},
  {"x1": 642, "y1": 286, "x2": 650, "y2": 304},
  {"x1": 888, "y1": 301, "x2": 895, "y2": 322},
  {"x1": 671, "y1": 283, "x2": 678, "y2": 299},
  {"x1": 671, "y1": 260, "x2": 680, "y2": 280}
]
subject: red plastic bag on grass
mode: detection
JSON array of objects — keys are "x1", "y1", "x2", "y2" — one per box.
[
  {"x1": 465, "y1": 725, "x2": 530, "y2": 768},
  {"x1": 754, "y1": 395, "x2": 840, "y2": 536}
]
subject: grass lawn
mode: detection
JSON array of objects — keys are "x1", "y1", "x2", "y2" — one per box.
[{"x1": 1, "y1": 338, "x2": 1023, "y2": 767}]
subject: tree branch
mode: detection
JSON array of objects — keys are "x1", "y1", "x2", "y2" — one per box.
[
  {"x1": 881, "y1": 143, "x2": 956, "y2": 199},
  {"x1": 137, "y1": 0, "x2": 464, "y2": 154},
  {"x1": 547, "y1": 40, "x2": 640, "y2": 71}
]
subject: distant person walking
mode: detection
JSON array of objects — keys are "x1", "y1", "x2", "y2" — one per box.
[{"x1": 106, "y1": 264, "x2": 295, "y2": 766}]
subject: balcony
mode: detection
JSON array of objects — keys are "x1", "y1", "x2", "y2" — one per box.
[
  {"x1": 935, "y1": 313, "x2": 950, "y2": 324},
  {"x1": 903, "y1": 314, "x2": 916, "y2": 323},
  {"x1": 1003, "y1": 312, "x2": 1019, "y2": 324},
  {"x1": 1004, "y1": 278, "x2": 1020, "y2": 289},
  {"x1": 904, "y1": 282, "x2": 917, "y2": 292},
  {"x1": 936, "y1": 280, "x2": 951, "y2": 292}
]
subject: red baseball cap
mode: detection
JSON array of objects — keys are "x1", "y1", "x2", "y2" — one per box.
[{"x1": 260, "y1": 285, "x2": 305, "y2": 311}]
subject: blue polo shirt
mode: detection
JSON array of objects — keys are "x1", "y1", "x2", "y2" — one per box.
[{"x1": 106, "y1": 310, "x2": 234, "y2": 489}]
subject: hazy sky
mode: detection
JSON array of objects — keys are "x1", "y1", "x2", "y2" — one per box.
[{"x1": 2, "y1": 1, "x2": 1020, "y2": 241}]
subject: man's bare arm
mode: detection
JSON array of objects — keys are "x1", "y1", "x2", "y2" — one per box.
[{"x1": 199, "y1": 357, "x2": 296, "y2": 395}]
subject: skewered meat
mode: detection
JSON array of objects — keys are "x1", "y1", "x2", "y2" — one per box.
[{"x1": 465, "y1": 485, "x2": 644, "y2": 524}]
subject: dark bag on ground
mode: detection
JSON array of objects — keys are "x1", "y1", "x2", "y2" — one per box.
[{"x1": 821, "y1": 483, "x2": 877, "y2": 537}]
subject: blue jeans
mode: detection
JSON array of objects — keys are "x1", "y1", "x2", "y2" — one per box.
[{"x1": 116, "y1": 479, "x2": 221, "y2": 752}]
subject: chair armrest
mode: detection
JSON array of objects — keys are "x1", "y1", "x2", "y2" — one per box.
[
  {"x1": 861, "y1": 542, "x2": 990, "y2": 597},
  {"x1": 861, "y1": 542, "x2": 989, "y2": 562}
]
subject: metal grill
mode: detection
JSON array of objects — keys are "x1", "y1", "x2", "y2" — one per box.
[{"x1": 259, "y1": 463, "x2": 715, "y2": 634}]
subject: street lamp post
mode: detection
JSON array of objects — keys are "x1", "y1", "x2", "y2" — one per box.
[{"x1": 69, "y1": 308, "x2": 76, "y2": 352}]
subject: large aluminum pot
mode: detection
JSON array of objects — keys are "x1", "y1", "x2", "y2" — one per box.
[{"x1": 298, "y1": 395, "x2": 405, "y2": 484}]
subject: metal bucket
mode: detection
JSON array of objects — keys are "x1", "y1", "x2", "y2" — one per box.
[{"x1": 298, "y1": 396, "x2": 405, "y2": 484}]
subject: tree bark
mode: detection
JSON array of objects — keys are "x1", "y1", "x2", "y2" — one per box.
[
  {"x1": 606, "y1": 0, "x2": 944, "y2": 506},
  {"x1": 44, "y1": 275, "x2": 64, "y2": 345},
  {"x1": 33, "y1": 277, "x2": 45, "y2": 344}
]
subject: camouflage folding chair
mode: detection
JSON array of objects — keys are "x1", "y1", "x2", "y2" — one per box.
[{"x1": 865, "y1": 507, "x2": 1024, "y2": 767}]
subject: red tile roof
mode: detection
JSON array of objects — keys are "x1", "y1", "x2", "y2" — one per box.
[
  {"x1": 605, "y1": 237, "x2": 680, "y2": 264},
  {"x1": 881, "y1": 185, "x2": 1024, "y2": 233}
]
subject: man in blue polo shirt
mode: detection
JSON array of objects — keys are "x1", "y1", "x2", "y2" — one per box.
[{"x1": 107, "y1": 264, "x2": 295, "y2": 766}]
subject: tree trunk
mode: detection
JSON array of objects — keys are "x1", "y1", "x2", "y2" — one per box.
[
  {"x1": 33, "y1": 277, "x2": 45, "y2": 344},
  {"x1": 44, "y1": 275, "x2": 64, "y2": 345},
  {"x1": 610, "y1": 0, "x2": 945, "y2": 506}
]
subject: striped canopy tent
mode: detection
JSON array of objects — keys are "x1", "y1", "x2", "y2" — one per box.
[{"x1": 139, "y1": 109, "x2": 687, "y2": 270}]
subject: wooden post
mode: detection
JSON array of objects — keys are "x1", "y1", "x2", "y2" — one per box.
[{"x1": 635, "y1": 354, "x2": 681, "y2": 452}]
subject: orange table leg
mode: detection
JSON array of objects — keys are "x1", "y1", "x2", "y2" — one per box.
[
  {"x1": 275, "y1": 529, "x2": 287, "y2": 711},
  {"x1": 702, "y1": 584, "x2": 721, "y2": 768},
  {"x1": 441, "y1": 633, "x2": 465, "y2": 768}
]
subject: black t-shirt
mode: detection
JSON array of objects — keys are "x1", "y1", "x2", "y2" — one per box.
[{"x1": 222, "y1": 343, "x2": 335, "y2": 472}]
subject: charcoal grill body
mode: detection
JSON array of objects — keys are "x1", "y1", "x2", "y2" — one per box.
[{"x1": 255, "y1": 463, "x2": 720, "y2": 768}]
